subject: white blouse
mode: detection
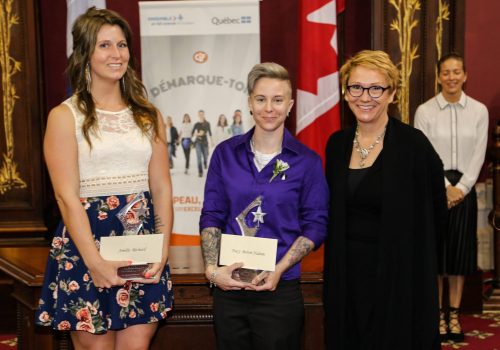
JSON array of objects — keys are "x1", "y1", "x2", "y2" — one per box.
[
  {"x1": 64, "y1": 97, "x2": 152, "y2": 197},
  {"x1": 213, "y1": 125, "x2": 231, "y2": 145},
  {"x1": 179, "y1": 122, "x2": 193, "y2": 139},
  {"x1": 414, "y1": 92, "x2": 488, "y2": 195}
]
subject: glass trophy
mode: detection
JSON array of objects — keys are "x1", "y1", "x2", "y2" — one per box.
[
  {"x1": 115, "y1": 192, "x2": 150, "y2": 279},
  {"x1": 115, "y1": 192, "x2": 149, "y2": 235},
  {"x1": 230, "y1": 195, "x2": 266, "y2": 284}
]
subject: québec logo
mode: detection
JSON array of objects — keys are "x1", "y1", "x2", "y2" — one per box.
[{"x1": 211, "y1": 16, "x2": 252, "y2": 25}]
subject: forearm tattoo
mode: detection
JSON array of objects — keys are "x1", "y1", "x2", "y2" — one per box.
[
  {"x1": 154, "y1": 214, "x2": 165, "y2": 231},
  {"x1": 288, "y1": 236, "x2": 314, "y2": 267},
  {"x1": 201, "y1": 227, "x2": 221, "y2": 267}
]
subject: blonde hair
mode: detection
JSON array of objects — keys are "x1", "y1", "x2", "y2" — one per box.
[
  {"x1": 340, "y1": 50, "x2": 399, "y2": 95},
  {"x1": 247, "y1": 62, "x2": 292, "y2": 97}
]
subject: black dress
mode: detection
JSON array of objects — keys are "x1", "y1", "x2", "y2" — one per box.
[
  {"x1": 346, "y1": 156, "x2": 383, "y2": 349},
  {"x1": 324, "y1": 118, "x2": 446, "y2": 350},
  {"x1": 440, "y1": 170, "x2": 478, "y2": 275}
]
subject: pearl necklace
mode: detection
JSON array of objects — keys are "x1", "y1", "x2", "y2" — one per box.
[{"x1": 353, "y1": 124, "x2": 386, "y2": 167}]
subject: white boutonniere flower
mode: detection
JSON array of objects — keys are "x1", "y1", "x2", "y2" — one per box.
[{"x1": 269, "y1": 159, "x2": 290, "y2": 183}]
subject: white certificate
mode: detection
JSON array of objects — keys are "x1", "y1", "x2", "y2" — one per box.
[
  {"x1": 100, "y1": 234, "x2": 164, "y2": 263},
  {"x1": 219, "y1": 234, "x2": 277, "y2": 271}
]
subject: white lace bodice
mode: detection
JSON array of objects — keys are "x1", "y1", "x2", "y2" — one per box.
[{"x1": 64, "y1": 97, "x2": 152, "y2": 197}]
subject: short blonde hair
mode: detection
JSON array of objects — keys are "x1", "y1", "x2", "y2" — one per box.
[
  {"x1": 247, "y1": 62, "x2": 292, "y2": 97},
  {"x1": 340, "y1": 50, "x2": 399, "y2": 94}
]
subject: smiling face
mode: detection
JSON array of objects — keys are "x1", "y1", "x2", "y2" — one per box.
[
  {"x1": 248, "y1": 77, "x2": 294, "y2": 135},
  {"x1": 345, "y1": 66, "x2": 395, "y2": 126},
  {"x1": 438, "y1": 58, "x2": 467, "y2": 102},
  {"x1": 89, "y1": 24, "x2": 129, "y2": 86}
]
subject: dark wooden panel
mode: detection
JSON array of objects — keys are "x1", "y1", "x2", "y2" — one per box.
[
  {"x1": 0, "y1": 0, "x2": 47, "y2": 235},
  {"x1": 0, "y1": 271, "x2": 15, "y2": 333},
  {"x1": 371, "y1": 0, "x2": 465, "y2": 124}
]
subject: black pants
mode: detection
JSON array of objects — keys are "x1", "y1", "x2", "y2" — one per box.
[{"x1": 213, "y1": 279, "x2": 304, "y2": 350}]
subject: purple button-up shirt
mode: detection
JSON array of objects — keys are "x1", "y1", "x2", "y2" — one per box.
[{"x1": 200, "y1": 127, "x2": 329, "y2": 280}]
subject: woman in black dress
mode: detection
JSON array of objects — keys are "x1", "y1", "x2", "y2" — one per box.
[{"x1": 324, "y1": 50, "x2": 447, "y2": 349}]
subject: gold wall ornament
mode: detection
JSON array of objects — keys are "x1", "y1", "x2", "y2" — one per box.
[
  {"x1": 389, "y1": 0, "x2": 421, "y2": 124},
  {"x1": 0, "y1": 0, "x2": 26, "y2": 195},
  {"x1": 435, "y1": 0, "x2": 450, "y2": 94}
]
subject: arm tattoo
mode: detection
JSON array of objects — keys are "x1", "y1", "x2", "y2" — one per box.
[
  {"x1": 201, "y1": 227, "x2": 221, "y2": 267},
  {"x1": 287, "y1": 236, "x2": 314, "y2": 267},
  {"x1": 154, "y1": 214, "x2": 165, "y2": 231}
]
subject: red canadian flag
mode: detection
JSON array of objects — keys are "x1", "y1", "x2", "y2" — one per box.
[
  {"x1": 298, "y1": 0, "x2": 344, "y2": 271},
  {"x1": 296, "y1": 0, "x2": 344, "y2": 164}
]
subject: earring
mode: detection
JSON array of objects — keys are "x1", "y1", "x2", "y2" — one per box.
[
  {"x1": 121, "y1": 76, "x2": 126, "y2": 94},
  {"x1": 250, "y1": 110, "x2": 253, "y2": 116},
  {"x1": 85, "y1": 63, "x2": 91, "y2": 93}
]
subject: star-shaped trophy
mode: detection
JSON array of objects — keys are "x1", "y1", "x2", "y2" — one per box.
[
  {"x1": 252, "y1": 205, "x2": 266, "y2": 227},
  {"x1": 232, "y1": 195, "x2": 267, "y2": 283}
]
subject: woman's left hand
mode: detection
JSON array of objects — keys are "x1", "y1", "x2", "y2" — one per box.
[{"x1": 249, "y1": 270, "x2": 282, "y2": 291}]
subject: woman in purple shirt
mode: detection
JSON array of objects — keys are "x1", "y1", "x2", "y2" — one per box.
[{"x1": 199, "y1": 62, "x2": 329, "y2": 350}]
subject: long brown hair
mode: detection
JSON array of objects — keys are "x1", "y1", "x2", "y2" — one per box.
[{"x1": 67, "y1": 7, "x2": 159, "y2": 146}]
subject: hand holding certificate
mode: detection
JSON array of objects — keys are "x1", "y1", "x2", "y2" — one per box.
[
  {"x1": 100, "y1": 192, "x2": 164, "y2": 280},
  {"x1": 219, "y1": 234, "x2": 277, "y2": 272},
  {"x1": 100, "y1": 234, "x2": 164, "y2": 279},
  {"x1": 219, "y1": 196, "x2": 278, "y2": 284}
]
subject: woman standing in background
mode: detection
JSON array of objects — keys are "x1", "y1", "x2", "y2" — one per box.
[
  {"x1": 415, "y1": 52, "x2": 489, "y2": 343},
  {"x1": 230, "y1": 109, "x2": 244, "y2": 136},
  {"x1": 166, "y1": 116, "x2": 179, "y2": 169},
  {"x1": 213, "y1": 114, "x2": 231, "y2": 144},
  {"x1": 179, "y1": 113, "x2": 193, "y2": 174}
]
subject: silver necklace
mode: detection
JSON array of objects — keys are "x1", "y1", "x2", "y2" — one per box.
[{"x1": 353, "y1": 124, "x2": 386, "y2": 167}]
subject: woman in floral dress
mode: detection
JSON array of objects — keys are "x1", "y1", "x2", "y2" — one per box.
[{"x1": 35, "y1": 7, "x2": 173, "y2": 349}]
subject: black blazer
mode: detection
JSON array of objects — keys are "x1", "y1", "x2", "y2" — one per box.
[{"x1": 324, "y1": 117, "x2": 447, "y2": 350}]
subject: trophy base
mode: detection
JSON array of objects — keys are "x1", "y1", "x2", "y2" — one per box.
[
  {"x1": 232, "y1": 268, "x2": 262, "y2": 284},
  {"x1": 117, "y1": 264, "x2": 149, "y2": 279}
]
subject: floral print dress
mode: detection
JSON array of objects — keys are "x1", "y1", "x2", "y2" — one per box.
[{"x1": 35, "y1": 97, "x2": 173, "y2": 333}]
